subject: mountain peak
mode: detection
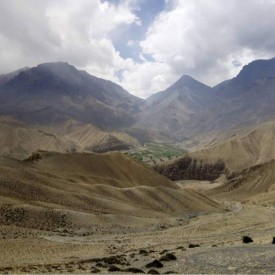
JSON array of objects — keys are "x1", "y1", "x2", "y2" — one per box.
[
  {"x1": 0, "y1": 61, "x2": 144, "y2": 128},
  {"x1": 169, "y1": 74, "x2": 210, "y2": 91},
  {"x1": 175, "y1": 74, "x2": 199, "y2": 85},
  {"x1": 36, "y1": 62, "x2": 78, "y2": 75},
  {"x1": 37, "y1": 61, "x2": 73, "y2": 68},
  {"x1": 178, "y1": 74, "x2": 196, "y2": 82}
]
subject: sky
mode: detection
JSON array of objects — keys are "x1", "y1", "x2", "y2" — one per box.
[{"x1": 1, "y1": 0, "x2": 275, "y2": 98}]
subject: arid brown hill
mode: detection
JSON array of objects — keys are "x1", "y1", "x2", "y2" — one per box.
[
  {"x1": 154, "y1": 157, "x2": 226, "y2": 181},
  {"x1": 154, "y1": 118, "x2": 275, "y2": 181},
  {"x1": 0, "y1": 152, "x2": 223, "y2": 230},
  {"x1": 205, "y1": 160, "x2": 275, "y2": 206}
]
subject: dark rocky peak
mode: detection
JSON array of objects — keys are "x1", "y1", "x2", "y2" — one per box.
[
  {"x1": 0, "y1": 62, "x2": 144, "y2": 128},
  {"x1": 236, "y1": 57, "x2": 275, "y2": 84},
  {"x1": 34, "y1": 62, "x2": 79, "y2": 81},
  {"x1": 3, "y1": 62, "x2": 120, "y2": 101},
  {"x1": 214, "y1": 57, "x2": 275, "y2": 94},
  {"x1": 8, "y1": 62, "x2": 141, "y2": 102},
  {"x1": 4, "y1": 62, "x2": 82, "y2": 91}
]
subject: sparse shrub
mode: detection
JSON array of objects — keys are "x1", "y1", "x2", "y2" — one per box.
[
  {"x1": 188, "y1": 244, "x2": 200, "y2": 248},
  {"x1": 242, "y1": 236, "x2": 253, "y2": 243},
  {"x1": 145, "y1": 260, "x2": 163, "y2": 268},
  {"x1": 125, "y1": 267, "x2": 145, "y2": 273},
  {"x1": 159, "y1": 253, "x2": 177, "y2": 261},
  {"x1": 148, "y1": 269, "x2": 160, "y2": 274},
  {"x1": 108, "y1": 265, "x2": 121, "y2": 272},
  {"x1": 139, "y1": 249, "x2": 148, "y2": 255}
]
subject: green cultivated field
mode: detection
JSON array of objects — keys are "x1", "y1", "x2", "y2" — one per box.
[{"x1": 126, "y1": 142, "x2": 187, "y2": 166}]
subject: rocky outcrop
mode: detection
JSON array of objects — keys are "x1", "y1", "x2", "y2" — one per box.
[
  {"x1": 154, "y1": 157, "x2": 226, "y2": 181},
  {"x1": 87, "y1": 135, "x2": 133, "y2": 153}
]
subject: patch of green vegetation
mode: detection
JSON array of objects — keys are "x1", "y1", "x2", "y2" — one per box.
[{"x1": 126, "y1": 142, "x2": 187, "y2": 166}]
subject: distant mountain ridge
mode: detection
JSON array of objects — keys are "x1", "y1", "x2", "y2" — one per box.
[
  {"x1": 0, "y1": 62, "x2": 145, "y2": 129},
  {"x1": 136, "y1": 57, "x2": 275, "y2": 144},
  {"x1": 1, "y1": 58, "x2": 275, "y2": 150},
  {"x1": 0, "y1": 122, "x2": 78, "y2": 160},
  {"x1": 210, "y1": 57, "x2": 275, "y2": 133}
]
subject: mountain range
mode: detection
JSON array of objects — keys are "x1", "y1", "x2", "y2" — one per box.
[
  {"x1": 2, "y1": 58, "x2": 275, "y2": 275},
  {"x1": 1, "y1": 57, "x2": 275, "y2": 160},
  {"x1": 138, "y1": 57, "x2": 275, "y2": 144}
]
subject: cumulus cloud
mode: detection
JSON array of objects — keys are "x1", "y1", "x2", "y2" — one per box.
[
  {"x1": 137, "y1": 0, "x2": 275, "y2": 91},
  {"x1": 1, "y1": 0, "x2": 275, "y2": 98},
  {"x1": 121, "y1": 60, "x2": 173, "y2": 98},
  {"x1": 0, "y1": 0, "x2": 139, "y2": 81}
]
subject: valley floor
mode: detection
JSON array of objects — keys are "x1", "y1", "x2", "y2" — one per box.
[{"x1": 1, "y1": 185, "x2": 275, "y2": 274}]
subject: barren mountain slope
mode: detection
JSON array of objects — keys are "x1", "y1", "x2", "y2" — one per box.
[
  {"x1": 0, "y1": 118, "x2": 141, "y2": 159},
  {"x1": 0, "y1": 123, "x2": 77, "y2": 160},
  {"x1": 0, "y1": 62, "x2": 145, "y2": 129},
  {"x1": 139, "y1": 75, "x2": 215, "y2": 141},
  {"x1": 58, "y1": 120, "x2": 140, "y2": 152},
  {"x1": 188, "y1": 119, "x2": 275, "y2": 173},
  {"x1": 211, "y1": 57, "x2": 275, "y2": 132},
  {"x1": 0, "y1": 151, "x2": 223, "y2": 230},
  {"x1": 155, "y1": 119, "x2": 275, "y2": 181},
  {"x1": 0, "y1": 67, "x2": 29, "y2": 87},
  {"x1": 1, "y1": 58, "x2": 275, "y2": 146},
  {"x1": 205, "y1": 160, "x2": 275, "y2": 206},
  {"x1": 137, "y1": 57, "x2": 275, "y2": 144},
  {"x1": 1, "y1": 154, "x2": 275, "y2": 274}
]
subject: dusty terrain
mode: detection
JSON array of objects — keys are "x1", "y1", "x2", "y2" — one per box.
[
  {"x1": 52, "y1": 119, "x2": 140, "y2": 153},
  {"x1": 0, "y1": 152, "x2": 275, "y2": 274},
  {"x1": 0, "y1": 191, "x2": 275, "y2": 274},
  {"x1": 0, "y1": 121, "x2": 77, "y2": 160},
  {"x1": 154, "y1": 118, "x2": 275, "y2": 183},
  {"x1": 0, "y1": 118, "x2": 141, "y2": 160},
  {"x1": 188, "y1": 118, "x2": 275, "y2": 173}
]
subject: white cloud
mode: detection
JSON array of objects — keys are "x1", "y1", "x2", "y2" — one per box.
[
  {"x1": 1, "y1": 0, "x2": 275, "y2": 98},
  {"x1": 0, "y1": 0, "x2": 139, "y2": 82},
  {"x1": 136, "y1": 0, "x2": 275, "y2": 91},
  {"x1": 120, "y1": 61, "x2": 174, "y2": 98}
]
